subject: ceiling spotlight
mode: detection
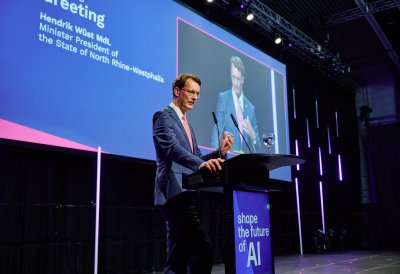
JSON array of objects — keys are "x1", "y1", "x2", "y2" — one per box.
[
  {"x1": 206, "y1": 0, "x2": 214, "y2": 3},
  {"x1": 246, "y1": 11, "x2": 254, "y2": 21},
  {"x1": 274, "y1": 34, "x2": 282, "y2": 44}
]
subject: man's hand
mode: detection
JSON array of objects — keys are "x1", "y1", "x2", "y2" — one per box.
[
  {"x1": 220, "y1": 131, "x2": 234, "y2": 156},
  {"x1": 243, "y1": 116, "x2": 256, "y2": 140},
  {"x1": 199, "y1": 158, "x2": 225, "y2": 174}
]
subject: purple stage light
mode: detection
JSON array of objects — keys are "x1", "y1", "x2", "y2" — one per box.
[
  {"x1": 318, "y1": 146, "x2": 323, "y2": 176},
  {"x1": 338, "y1": 154, "x2": 343, "y2": 181},
  {"x1": 295, "y1": 139, "x2": 300, "y2": 170},
  {"x1": 315, "y1": 99, "x2": 319, "y2": 129},
  {"x1": 327, "y1": 127, "x2": 331, "y2": 155},
  {"x1": 293, "y1": 88, "x2": 296, "y2": 119},
  {"x1": 319, "y1": 181, "x2": 326, "y2": 233},
  {"x1": 306, "y1": 118, "x2": 310, "y2": 148},
  {"x1": 295, "y1": 177, "x2": 303, "y2": 254}
]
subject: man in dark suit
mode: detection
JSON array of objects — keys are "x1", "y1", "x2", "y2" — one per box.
[
  {"x1": 152, "y1": 73, "x2": 234, "y2": 274},
  {"x1": 211, "y1": 56, "x2": 260, "y2": 153}
]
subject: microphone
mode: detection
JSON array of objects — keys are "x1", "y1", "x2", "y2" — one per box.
[
  {"x1": 230, "y1": 113, "x2": 253, "y2": 154},
  {"x1": 212, "y1": 112, "x2": 222, "y2": 158}
]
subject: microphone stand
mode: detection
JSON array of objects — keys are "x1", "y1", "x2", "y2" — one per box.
[
  {"x1": 230, "y1": 113, "x2": 253, "y2": 154},
  {"x1": 212, "y1": 112, "x2": 222, "y2": 158}
]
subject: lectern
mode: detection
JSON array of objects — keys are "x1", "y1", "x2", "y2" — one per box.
[{"x1": 183, "y1": 153, "x2": 304, "y2": 274}]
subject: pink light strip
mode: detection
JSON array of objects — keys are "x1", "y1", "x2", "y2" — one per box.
[
  {"x1": 295, "y1": 178, "x2": 303, "y2": 255},
  {"x1": 338, "y1": 154, "x2": 343, "y2": 181},
  {"x1": 319, "y1": 181, "x2": 326, "y2": 233},
  {"x1": 0, "y1": 118, "x2": 98, "y2": 152}
]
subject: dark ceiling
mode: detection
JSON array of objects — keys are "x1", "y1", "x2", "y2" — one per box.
[
  {"x1": 177, "y1": 0, "x2": 400, "y2": 91},
  {"x1": 258, "y1": 0, "x2": 400, "y2": 85}
]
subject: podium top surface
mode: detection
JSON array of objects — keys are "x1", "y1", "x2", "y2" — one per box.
[
  {"x1": 182, "y1": 154, "x2": 305, "y2": 192},
  {"x1": 226, "y1": 153, "x2": 305, "y2": 171}
]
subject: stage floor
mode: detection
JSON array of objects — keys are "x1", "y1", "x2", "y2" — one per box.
[{"x1": 154, "y1": 250, "x2": 400, "y2": 273}]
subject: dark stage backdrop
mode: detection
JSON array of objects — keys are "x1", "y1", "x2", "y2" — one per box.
[
  {"x1": 284, "y1": 55, "x2": 363, "y2": 253},
  {"x1": 366, "y1": 123, "x2": 400, "y2": 249},
  {"x1": 0, "y1": 141, "x2": 97, "y2": 273},
  {"x1": 0, "y1": 140, "x2": 226, "y2": 273},
  {"x1": 0, "y1": 140, "x2": 165, "y2": 273},
  {"x1": 0, "y1": 139, "x2": 305, "y2": 273}
]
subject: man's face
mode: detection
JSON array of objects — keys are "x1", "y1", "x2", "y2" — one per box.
[
  {"x1": 173, "y1": 78, "x2": 201, "y2": 113},
  {"x1": 231, "y1": 65, "x2": 244, "y2": 96}
]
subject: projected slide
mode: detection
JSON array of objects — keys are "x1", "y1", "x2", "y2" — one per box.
[
  {"x1": 177, "y1": 19, "x2": 288, "y2": 156},
  {"x1": 0, "y1": 0, "x2": 291, "y2": 181}
]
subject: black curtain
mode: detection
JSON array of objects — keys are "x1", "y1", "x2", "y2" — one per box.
[
  {"x1": 366, "y1": 123, "x2": 400, "y2": 249},
  {"x1": 0, "y1": 141, "x2": 166, "y2": 274},
  {"x1": 0, "y1": 141, "x2": 97, "y2": 274},
  {"x1": 0, "y1": 141, "x2": 227, "y2": 273}
]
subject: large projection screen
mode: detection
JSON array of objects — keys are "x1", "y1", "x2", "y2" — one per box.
[{"x1": 0, "y1": 0, "x2": 291, "y2": 181}]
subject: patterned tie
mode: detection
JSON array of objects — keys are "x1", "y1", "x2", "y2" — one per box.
[
  {"x1": 236, "y1": 98, "x2": 244, "y2": 142},
  {"x1": 182, "y1": 115, "x2": 193, "y2": 152}
]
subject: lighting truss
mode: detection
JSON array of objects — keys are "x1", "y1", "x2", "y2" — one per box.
[
  {"x1": 215, "y1": 0, "x2": 360, "y2": 90},
  {"x1": 250, "y1": 0, "x2": 349, "y2": 72},
  {"x1": 325, "y1": 0, "x2": 400, "y2": 27}
]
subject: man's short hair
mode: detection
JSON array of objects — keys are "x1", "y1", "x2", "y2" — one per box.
[
  {"x1": 230, "y1": 56, "x2": 245, "y2": 76},
  {"x1": 172, "y1": 73, "x2": 201, "y2": 98}
]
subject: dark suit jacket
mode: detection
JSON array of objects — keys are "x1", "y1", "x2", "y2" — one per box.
[
  {"x1": 153, "y1": 106, "x2": 220, "y2": 205},
  {"x1": 211, "y1": 89, "x2": 260, "y2": 153}
]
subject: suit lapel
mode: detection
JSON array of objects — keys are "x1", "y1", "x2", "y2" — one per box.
[
  {"x1": 165, "y1": 106, "x2": 193, "y2": 152},
  {"x1": 227, "y1": 90, "x2": 236, "y2": 121},
  {"x1": 225, "y1": 91, "x2": 241, "y2": 150},
  {"x1": 229, "y1": 90, "x2": 251, "y2": 149},
  {"x1": 243, "y1": 97, "x2": 249, "y2": 120}
]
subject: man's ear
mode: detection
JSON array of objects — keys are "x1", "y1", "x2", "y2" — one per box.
[{"x1": 173, "y1": 87, "x2": 180, "y2": 97}]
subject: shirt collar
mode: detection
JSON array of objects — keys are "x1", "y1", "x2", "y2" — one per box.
[
  {"x1": 169, "y1": 102, "x2": 185, "y2": 120},
  {"x1": 231, "y1": 89, "x2": 244, "y2": 107}
]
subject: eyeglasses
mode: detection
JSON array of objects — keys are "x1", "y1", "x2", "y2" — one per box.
[{"x1": 181, "y1": 88, "x2": 201, "y2": 99}]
